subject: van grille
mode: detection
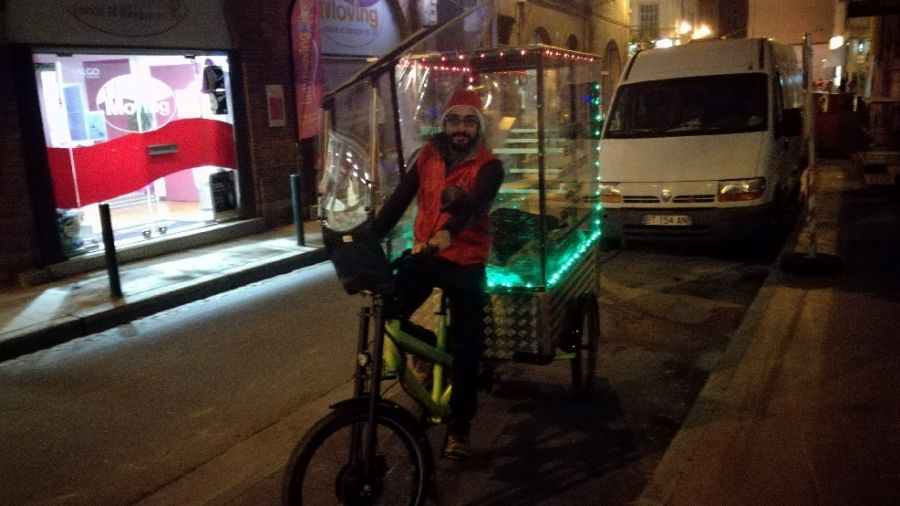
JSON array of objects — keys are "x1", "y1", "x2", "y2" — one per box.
[
  {"x1": 623, "y1": 194, "x2": 715, "y2": 204},
  {"x1": 673, "y1": 195, "x2": 715, "y2": 203}
]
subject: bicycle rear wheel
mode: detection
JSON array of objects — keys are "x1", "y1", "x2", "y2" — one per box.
[{"x1": 283, "y1": 404, "x2": 430, "y2": 505}]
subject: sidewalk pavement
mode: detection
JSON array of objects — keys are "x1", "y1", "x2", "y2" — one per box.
[
  {"x1": 638, "y1": 158, "x2": 900, "y2": 505},
  {"x1": 0, "y1": 222, "x2": 326, "y2": 362}
]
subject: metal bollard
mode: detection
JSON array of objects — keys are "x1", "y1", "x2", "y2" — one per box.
[
  {"x1": 98, "y1": 203, "x2": 122, "y2": 297},
  {"x1": 290, "y1": 173, "x2": 306, "y2": 246}
]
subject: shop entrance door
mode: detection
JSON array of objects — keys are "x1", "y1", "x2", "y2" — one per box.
[{"x1": 33, "y1": 51, "x2": 239, "y2": 256}]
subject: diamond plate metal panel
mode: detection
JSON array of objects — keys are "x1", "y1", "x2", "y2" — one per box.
[
  {"x1": 406, "y1": 248, "x2": 598, "y2": 361},
  {"x1": 483, "y1": 292, "x2": 544, "y2": 359}
]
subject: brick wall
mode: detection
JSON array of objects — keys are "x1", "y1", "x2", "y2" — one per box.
[
  {"x1": 0, "y1": 8, "x2": 39, "y2": 284},
  {"x1": 225, "y1": 0, "x2": 306, "y2": 226}
]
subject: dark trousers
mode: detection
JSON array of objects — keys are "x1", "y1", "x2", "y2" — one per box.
[{"x1": 394, "y1": 256, "x2": 486, "y2": 434}]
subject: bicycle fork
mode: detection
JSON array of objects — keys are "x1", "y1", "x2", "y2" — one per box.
[{"x1": 352, "y1": 294, "x2": 388, "y2": 496}]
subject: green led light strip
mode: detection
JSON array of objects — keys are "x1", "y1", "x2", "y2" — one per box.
[
  {"x1": 547, "y1": 226, "x2": 601, "y2": 288},
  {"x1": 486, "y1": 204, "x2": 602, "y2": 292}
]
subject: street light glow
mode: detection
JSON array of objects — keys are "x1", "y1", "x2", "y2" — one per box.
[
  {"x1": 829, "y1": 35, "x2": 845, "y2": 50},
  {"x1": 655, "y1": 38, "x2": 675, "y2": 49},
  {"x1": 693, "y1": 24, "x2": 712, "y2": 39}
]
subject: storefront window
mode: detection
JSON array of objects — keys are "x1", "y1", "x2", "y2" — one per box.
[{"x1": 32, "y1": 52, "x2": 239, "y2": 256}]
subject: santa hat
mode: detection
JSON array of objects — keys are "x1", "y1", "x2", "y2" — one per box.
[{"x1": 440, "y1": 88, "x2": 485, "y2": 133}]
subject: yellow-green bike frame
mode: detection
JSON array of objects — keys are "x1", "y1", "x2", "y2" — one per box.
[{"x1": 382, "y1": 296, "x2": 454, "y2": 422}]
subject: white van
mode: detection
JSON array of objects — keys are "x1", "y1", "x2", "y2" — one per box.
[{"x1": 598, "y1": 38, "x2": 805, "y2": 246}]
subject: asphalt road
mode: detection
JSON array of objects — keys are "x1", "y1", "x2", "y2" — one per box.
[
  {"x1": 0, "y1": 244, "x2": 773, "y2": 505},
  {"x1": 0, "y1": 263, "x2": 364, "y2": 505},
  {"x1": 420, "y1": 243, "x2": 773, "y2": 505}
]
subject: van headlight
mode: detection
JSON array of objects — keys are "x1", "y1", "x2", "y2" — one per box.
[
  {"x1": 599, "y1": 183, "x2": 622, "y2": 203},
  {"x1": 718, "y1": 177, "x2": 766, "y2": 202}
]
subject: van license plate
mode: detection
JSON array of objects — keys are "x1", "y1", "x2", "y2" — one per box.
[{"x1": 642, "y1": 215, "x2": 692, "y2": 226}]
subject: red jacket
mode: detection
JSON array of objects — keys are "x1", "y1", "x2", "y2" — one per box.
[{"x1": 414, "y1": 141, "x2": 498, "y2": 265}]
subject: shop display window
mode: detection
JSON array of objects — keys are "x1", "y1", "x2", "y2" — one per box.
[{"x1": 32, "y1": 52, "x2": 239, "y2": 256}]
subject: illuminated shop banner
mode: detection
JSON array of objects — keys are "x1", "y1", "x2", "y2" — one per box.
[
  {"x1": 292, "y1": 0, "x2": 403, "y2": 138},
  {"x1": 321, "y1": 0, "x2": 401, "y2": 56}
]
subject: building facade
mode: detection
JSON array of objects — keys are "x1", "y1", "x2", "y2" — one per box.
[
  {"x1": 627, "y1": 0, "x2": 721, "y2": 48},
  {"x1": 748, "y1": 0, "x2": 836, "y2": 44},
  {"x1": 0, "y1": 0, "x2": 628, "y2": 284}
]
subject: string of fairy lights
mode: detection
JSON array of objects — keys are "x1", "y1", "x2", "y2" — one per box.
[{"x1": 399, "y1": 48, "x2": 597, "y2": 74}]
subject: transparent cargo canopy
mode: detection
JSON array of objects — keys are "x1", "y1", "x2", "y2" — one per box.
[
  {"x1": 318, "y1": 1, "x2": 602, "y2": 290},
  {"x1": 318, "y1": 128, "x2": 373, "y2": 232}
]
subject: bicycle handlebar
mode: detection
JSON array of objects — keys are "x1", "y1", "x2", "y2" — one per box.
[{"x1": 388, "y1": 246, "x2": 438, "y2": 271}]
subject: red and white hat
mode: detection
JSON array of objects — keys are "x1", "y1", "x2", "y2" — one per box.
[{"x1": 440, "y1": 88, "x2": 485, "y2": 133}]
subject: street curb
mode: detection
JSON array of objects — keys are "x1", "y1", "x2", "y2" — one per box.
[
  {"x1": 635, "y1": 265, "x2": 792, "y2": 505},
  {"x1": 635, "y1": 204, "x2": 822, "y2": 504},
  {"x1": 0, "y1": 248, "x2": 328, "y2": 363}
]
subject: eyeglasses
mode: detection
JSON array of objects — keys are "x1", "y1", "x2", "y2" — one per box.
[{"x1": 444, "y1": 114, "x2": 479, "y2": 128}]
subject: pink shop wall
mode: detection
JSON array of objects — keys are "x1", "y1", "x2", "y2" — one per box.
[
  {"x1": 163, "y1": 169, "x2": 199, "y2": 202},
  {"x1": 152, "y1": 63, "x2": 202, "y2": 202}
]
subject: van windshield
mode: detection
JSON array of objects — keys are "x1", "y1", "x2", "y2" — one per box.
[{"x1": 604, "y1": 73, "x2": 768, "y2": 139}]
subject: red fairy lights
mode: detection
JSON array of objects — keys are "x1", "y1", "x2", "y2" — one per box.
[{"x1": 404, "y1": 48, "x2": 596, "y2": 75}]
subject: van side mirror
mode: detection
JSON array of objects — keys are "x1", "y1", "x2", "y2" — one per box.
[{"x1": 778, "y1": 108, "x2": 802, "y2": 137}]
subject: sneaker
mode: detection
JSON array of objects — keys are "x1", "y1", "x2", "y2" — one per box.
[{"x1": 443, "y1": 431, "x2": 472, "y2": 460}]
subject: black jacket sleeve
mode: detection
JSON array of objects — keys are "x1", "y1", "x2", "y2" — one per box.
[
  {"x1": 374, "y1": 164, "x2": 419, "y2": 238},
  {"x1": 442, "y1": 159, "x2": 504, "y2": 236}
]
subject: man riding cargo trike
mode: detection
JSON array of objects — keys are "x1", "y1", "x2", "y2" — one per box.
[{"x1": 283, "y1": 4, "x2": 603, "y2": 504}]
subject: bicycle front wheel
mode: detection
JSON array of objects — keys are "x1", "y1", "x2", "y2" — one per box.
[{"x1": 283, "y1": 404, "x2": 430, "y2": 505}]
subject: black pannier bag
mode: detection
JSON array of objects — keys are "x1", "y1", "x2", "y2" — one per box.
[{"x1": 323, "y1": 217, "x2": 396, "y2": 296}]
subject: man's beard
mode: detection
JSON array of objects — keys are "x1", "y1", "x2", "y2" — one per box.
[{"x1": 449, "y1": 132, "x2": 476, "y2": 152}]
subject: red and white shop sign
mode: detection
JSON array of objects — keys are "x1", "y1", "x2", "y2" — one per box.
[
  {"x1": 95, "y1": 74, "x2": 177, "y2": 133},
  {"x1": 321, "y1": 0, "x2": 400, "y2": 55}
]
